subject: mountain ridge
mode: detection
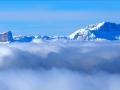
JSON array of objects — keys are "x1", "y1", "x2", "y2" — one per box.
[{"x1": 0, "y1": 22, "x2": 120, "y2": 43}]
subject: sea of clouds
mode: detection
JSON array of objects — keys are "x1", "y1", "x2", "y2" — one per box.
[{"x1": 0, "y1": 41, "x2": 120, "y2": 90}]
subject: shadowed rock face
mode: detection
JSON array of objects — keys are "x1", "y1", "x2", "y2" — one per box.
[
  {"x1": 91, "y1": 22, "x2": 120, "y2": 40},
  {"x1": 0, "y1": 31, "x2": 13, "y2": 42}
]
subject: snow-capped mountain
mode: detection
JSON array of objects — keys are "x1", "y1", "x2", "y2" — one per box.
[
  {"x1": 69, "y1": 22, "x2": 120, "y2": 40},
  {"x1": 0, "y1": 22, "x2": 120, "y2": 43}
]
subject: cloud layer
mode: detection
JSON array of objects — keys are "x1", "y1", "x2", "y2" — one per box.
[
  {"x1": 0, "y1": 41, "x2": 120, "y2": 90},
  {"x1": 0, "y1": 41, "x2": 120, "y2": 72}
]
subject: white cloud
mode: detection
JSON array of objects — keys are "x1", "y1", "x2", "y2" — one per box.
[{"x1": 0, "y1": 41, "x2": 120, "y2": 90}]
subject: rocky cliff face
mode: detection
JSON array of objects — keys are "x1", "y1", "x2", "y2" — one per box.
[{"x1": 0, "y1": 31, "x2": 13, "y2": 42}]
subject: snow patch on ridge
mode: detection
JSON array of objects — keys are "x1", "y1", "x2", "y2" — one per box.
[{"x1": 87, "y1": 22, "x2": 105, "y2": 30}]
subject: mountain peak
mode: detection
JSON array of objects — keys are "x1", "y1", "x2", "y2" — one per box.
[
  {"x1": 86, "y1": 22, "x2": 118, "y2": 31},
  {"x1": 69, "y1": 22, "x2": 120, "y2": 40}
]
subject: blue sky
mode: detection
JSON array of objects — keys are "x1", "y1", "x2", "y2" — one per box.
[{"x1": 0, "y1": 0, "x2": 119, "y2": 35}]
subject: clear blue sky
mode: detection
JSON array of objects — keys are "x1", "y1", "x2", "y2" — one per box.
[{"x1": 0, "y1": 0, "x2": 119, "y2": 36}]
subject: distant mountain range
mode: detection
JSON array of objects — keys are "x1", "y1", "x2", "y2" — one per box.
[{"x1": 1, "y1": 22, "x2": 120, "y2": 43}]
